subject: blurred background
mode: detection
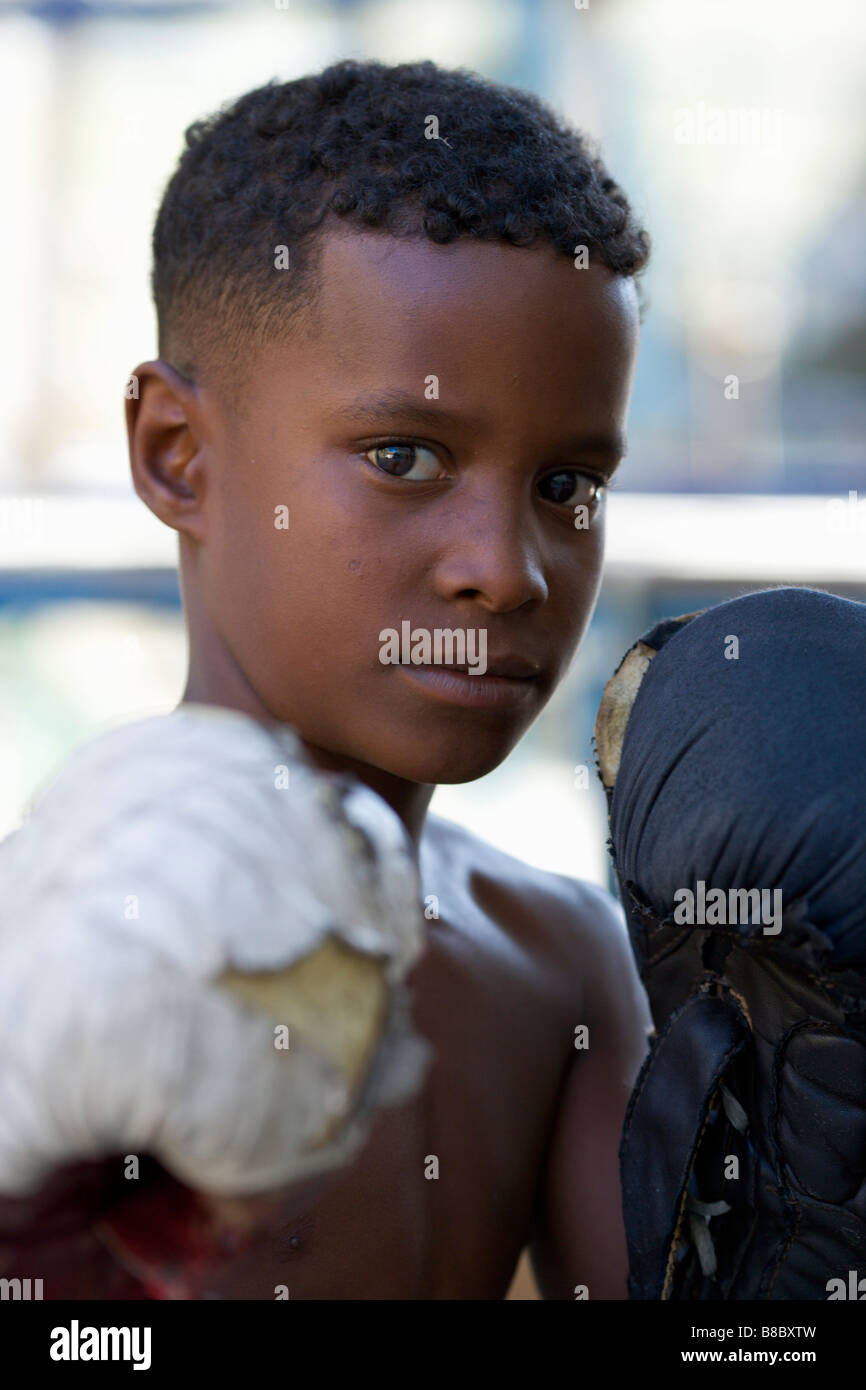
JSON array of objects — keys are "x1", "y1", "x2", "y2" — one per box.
[{"x1": 0, "y1": 0, "x2": 863, "y2": 1297}]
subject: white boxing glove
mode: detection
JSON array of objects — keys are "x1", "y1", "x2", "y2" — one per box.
[{"x1": 0, "y1": 703, "x2": 431, "y2": 1198}]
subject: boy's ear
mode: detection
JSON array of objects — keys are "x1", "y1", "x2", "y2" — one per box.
[{"x1": 125, "y1": 360, "x2": 208, "y2": 541}]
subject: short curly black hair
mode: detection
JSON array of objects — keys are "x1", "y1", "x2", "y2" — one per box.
[{"x1": 152, "y1": 57, "x2": 651, "y2": 406}]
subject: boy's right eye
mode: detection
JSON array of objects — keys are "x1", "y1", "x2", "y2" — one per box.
[{"x1": 363, "y1": 441, "x2": 443, "y2": 481}]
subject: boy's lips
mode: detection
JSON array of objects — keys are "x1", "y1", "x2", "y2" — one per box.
[
  {"x1": 445, "y1": 654, "x2": 542, "y2": 679},
  {"x1": 390, "y1": 658, "x2": 544, "y2": 711}
]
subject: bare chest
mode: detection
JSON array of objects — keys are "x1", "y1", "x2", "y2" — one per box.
[{"x1": 204, "y1": 920, "x2": 570, "y2": 1300}]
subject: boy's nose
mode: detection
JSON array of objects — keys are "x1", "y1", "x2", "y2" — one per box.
[{"x1": 429, "y1": 499, "x2": 549, "y2": 615}]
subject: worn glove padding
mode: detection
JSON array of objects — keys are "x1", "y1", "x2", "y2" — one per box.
[{"x1": 0, "y1": 704, "x2": 430, "y2": 1197}]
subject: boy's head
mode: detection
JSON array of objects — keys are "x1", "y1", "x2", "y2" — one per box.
[{"x1": 128, "y1": 58, "x2": 649, "y2": 790}]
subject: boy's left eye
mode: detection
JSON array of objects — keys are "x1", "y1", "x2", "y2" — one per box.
[
  {"x1": 537, "y1": 469, "x2": 604, "y2": 507},
  {"x1": 364, "y1": 442, "x2": 443, "y2": 481}
]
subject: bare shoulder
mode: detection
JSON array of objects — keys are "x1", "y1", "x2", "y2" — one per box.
[{"x1": 420, "y1": 812, "x2": 637, "y2": 1013}]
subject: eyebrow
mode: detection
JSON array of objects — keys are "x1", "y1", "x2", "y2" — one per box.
[{"x1": 332, "y1": 390, "x2": 627, "y2": 461}]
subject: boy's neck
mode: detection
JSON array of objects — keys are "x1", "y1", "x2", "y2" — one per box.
[
  {"x1": 292, "y1": 738, "x2": 436, "y2": 852},
  {"x1": 179, "y1": 672, "x2": 435, "y2": 854}
]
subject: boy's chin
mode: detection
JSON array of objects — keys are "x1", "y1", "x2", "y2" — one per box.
[
  {"x1": 369, "y1": 734, "x2": 522, "y2": 787},
  {"x1": 290, "y1": 722, "x2": 525, "y2": 787}
]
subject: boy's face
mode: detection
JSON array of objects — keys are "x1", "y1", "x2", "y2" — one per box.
[{"x1": 136, "y1": 228, "x2": 638, "y2": 786}]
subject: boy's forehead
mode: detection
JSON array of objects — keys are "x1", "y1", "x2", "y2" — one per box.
[
  {"x1": 311, "y1": 226, "x2": 638, "y2": 342},
  {"x1": 225, "y1": 227, "x2": 638, "y2": 432}
]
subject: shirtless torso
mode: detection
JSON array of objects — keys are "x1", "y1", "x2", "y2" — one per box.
[
  {"x1": 191, "y1": 813, "x2": 649, "y2": 1300},
  {"x1": 214, "y1": 814, "x2": 589, "y2": 1299}
]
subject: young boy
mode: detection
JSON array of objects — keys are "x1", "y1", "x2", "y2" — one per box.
[
  {"x1": 17, "y1": 57, "x2": 653, "y2": 1300},
  {"x1": 128, "y1": 55, "x2": 655, "y2": 1299}
]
